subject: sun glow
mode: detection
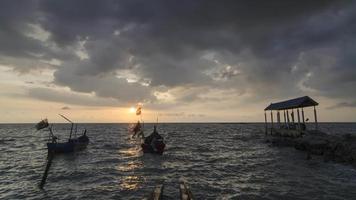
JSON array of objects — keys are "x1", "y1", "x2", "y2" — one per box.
[{"x1": 129, "y1": 107, "x2": 135, "y2": 113}]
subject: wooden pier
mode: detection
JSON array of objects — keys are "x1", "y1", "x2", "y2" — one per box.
[{"x1": 264, "y1": 96, "x2": 319, "y2": 137}]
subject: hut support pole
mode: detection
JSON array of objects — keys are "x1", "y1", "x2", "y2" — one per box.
[
  {"x1": 314, "y1": 106, "x2": 318, "y2": 130},
  {"x1": 264, "y1": 111, "x2": 267, "y2": 135},
  {"x1": 297, "y1": 108, "x2": 301, "y2": 133},
  {"x1": 286, "y1": 110, "x2": 290, "y2": 129},
  {"x1": 270, "y1": 111, "x2": 274, "y2": 135},
  {"x1": 277, "y1": 111, "x2": 281, "y2": 129},
  {"x1": 283, "y1": 110, "x2": 287, "y2": 128},
  {"x1": 302, "y1": 108, "x2": 305, "y2": 124}
]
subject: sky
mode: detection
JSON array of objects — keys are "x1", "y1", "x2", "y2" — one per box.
[{"x1": 0, "y1": 0, "x2": 356, "y2": 123}]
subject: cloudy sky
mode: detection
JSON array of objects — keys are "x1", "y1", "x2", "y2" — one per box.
[{"x1": 1, "y1": 0, "x2": 356, "y2": 123}]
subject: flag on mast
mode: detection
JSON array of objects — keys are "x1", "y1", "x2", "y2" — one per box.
[
  {"x1": 136, "y1": 103, "x2": 143, "y2": 115},
  {"x1": 36, "y1": 119, "x2": 49, "y2": 130}
]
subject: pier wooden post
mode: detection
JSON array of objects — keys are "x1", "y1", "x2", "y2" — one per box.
[
  {"x1": 302, "y1": 108, "x2": 305, "y2": 124},
  {"x1": 283, "y1": 110, "x2": 287, "y2": 128},
  {"x1": 314, "y1": 106, "x2": 318, "y2": 130},
  {"x1": 270, "y1": 111, "x2": 274, "y2": 135},
  {"x1": 264, "y1": 111, "x2": 268, "y2": 135}
]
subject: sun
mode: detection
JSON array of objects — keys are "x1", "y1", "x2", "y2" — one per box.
[{"x1": 129, "y1": 107, "x2": 136, "y2": 113}]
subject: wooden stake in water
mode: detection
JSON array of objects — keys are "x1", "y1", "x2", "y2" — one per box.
[{"x1": 39, "y1": 152, "x2": 54, "y2": 189}]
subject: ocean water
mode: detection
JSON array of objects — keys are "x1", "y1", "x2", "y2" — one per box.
[{"x1": 1, "y1": 123, "x2": 356, "y2": 200}]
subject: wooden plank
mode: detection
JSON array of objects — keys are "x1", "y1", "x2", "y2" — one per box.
[
  {"x1": 180, "y1": 181, "x2": 194, "y2": 200},
  {"x1": 143, "y1": 184, "x2": 164, "y2": 200}
]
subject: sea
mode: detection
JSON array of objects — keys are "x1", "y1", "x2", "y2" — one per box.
[{"x1": 1, "y1": 123, "x2": 356, "y2": 200}]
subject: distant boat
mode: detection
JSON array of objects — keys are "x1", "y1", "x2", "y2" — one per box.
[
  {"x1": 129, "y1": 120, "x2": 144, "y2": 139},
  {"x1": 36, "y1": 115, "x2": 89, "y2": 154},
  {"x1": 130, "y1": 103, "x2": 166, "y2": 154}
]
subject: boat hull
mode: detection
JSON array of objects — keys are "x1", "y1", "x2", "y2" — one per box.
[
  {"x1": 47, "y1": 135, "x2": 89, "y2": 153},
  {"x1": 141, "y1": 141, "x2": 165, "y2": 155}
]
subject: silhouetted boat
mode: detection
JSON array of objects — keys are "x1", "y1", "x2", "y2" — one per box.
[{"x1": 141, "y1": 125, "x2": 165, "y2": 155}]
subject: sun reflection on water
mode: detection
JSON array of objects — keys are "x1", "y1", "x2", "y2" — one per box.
[
  {"x1": 119, "y1": 175, "x2": 146, "y2": 190},
  {"x1": 117, "y1": 160, "x2": 143, "y2": 172},
  {"x1": 117, "y1": 146, "x2": 144, "y2": 190},
  {"x1": 118, "y1": 146, "x2": 142, "y2": 158}
]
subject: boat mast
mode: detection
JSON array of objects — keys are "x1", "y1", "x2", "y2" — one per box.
[{"x1": 59, "y1": 114, "x2": 74, "y2": 139}]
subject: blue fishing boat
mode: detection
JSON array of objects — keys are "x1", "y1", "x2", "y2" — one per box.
[
  {"x1": 37, "y1": 115, "x2": 89, "y2": 153},
  {"x1": 47, "y1": 131, "x2": 89, "y2": 153}
]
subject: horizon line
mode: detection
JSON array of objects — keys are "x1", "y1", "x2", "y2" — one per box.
[{"x1": 0, "y1": 121, "x2": 355, "y2": 124}]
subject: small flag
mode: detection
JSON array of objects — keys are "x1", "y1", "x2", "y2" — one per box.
[
  {"x1": 136, "y1": 107, "x2": 142, "y2": 115},
  {"x1": 36, "y1": 119, "x2": 49, "y2": 130},
  {"x1": 136, "y1": 103, "x2": 143, "y2": 115}
]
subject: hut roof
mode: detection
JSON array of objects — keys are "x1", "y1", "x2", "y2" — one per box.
[{"x1": 265, "y1": 96, "x2": 318, "y2": 111}]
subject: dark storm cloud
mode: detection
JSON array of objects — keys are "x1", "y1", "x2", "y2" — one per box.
[
  {"x1": 0, "y1": 0, "x2": 79, "y2": 72},
  {"x1": 28, "y1": 87, "x2": 121, "y2": 107},
  {"x1": 0, "y1": 0, "x2": 46, "y2": 66},
  {"x1": 1, "y1": 0, "x2": 356, "y2": 106}
]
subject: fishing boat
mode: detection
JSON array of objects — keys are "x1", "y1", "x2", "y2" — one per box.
[
  {"x1": 129, "y1": 120, "x2": 144, "y2": 139},
  {"x1": 130, "y1": 103, "x2": 166, "y2": 154},
  {"x1": 141, "y1": 125, "x2": 165, "y2": 155},
  {"x1": 36, "y1": 114, "x2": 89, "y2": 154}
]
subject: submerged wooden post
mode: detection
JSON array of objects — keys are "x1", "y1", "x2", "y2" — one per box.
[
  {"x1": 270, "y1": 111, "x2": 274, "y2": 135},
  {"x1": 39, "y1": 152, "x2": 54, "y2": 189},
  {"x1": 314, "y1": 106, "x2": 318, "y2": 130},
  {"x1": 264, "y1": 111, "x2": 268, "y2": 135}
]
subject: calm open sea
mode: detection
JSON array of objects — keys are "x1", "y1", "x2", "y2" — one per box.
[{"x1": 1, "y1": 123, "x2": 356, "y2": 199}]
